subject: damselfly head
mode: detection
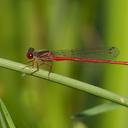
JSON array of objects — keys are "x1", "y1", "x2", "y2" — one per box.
[{"x1": 26, "y1": 48, "x2": 35, "y2": 59}]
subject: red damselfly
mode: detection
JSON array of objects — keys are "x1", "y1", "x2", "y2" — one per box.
[{"x1": 26, "y1": 47, "x2": 128, "y2": 76}]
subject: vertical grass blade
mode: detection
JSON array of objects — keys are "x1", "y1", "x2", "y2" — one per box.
[
  {"x1": 0, "y1": 111, "x2": 7, "y2": 128},
  {"x1": 0, "y1": 99, "x2": 16, "y2": 128}
]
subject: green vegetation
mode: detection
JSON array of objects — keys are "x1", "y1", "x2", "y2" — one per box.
[{"x1": 0, "y1": 0, "x2": 128, "y2": 128}]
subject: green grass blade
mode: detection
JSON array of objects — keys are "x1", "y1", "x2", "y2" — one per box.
[
  {"x1": 0, "y1": 58, "x2": 128, "y2": 107},
  {"x1": 0, "y1": 99, "x2": 16, "y2": 128},
  {"x1": 74, "y1": 102, "x2": 122, "y2": 117},
  {"x1": 0, "y1": 111, "x2": 7, "y2": 128}
]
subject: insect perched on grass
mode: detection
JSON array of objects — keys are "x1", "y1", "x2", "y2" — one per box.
[{"x1": 26, "y1": 47, "x2": 128, "y2": 76}]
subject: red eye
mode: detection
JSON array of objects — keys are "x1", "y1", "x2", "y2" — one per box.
[
  {"x1": 26, "y1": 48, "x2": 34, "y2": 59},
  {"x1": 26, "y1": 52, "x2": 33, "y2": 59}
]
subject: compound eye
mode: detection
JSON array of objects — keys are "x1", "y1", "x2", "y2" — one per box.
[{"x1": 26, "y1": 52, "x2": 33, "y2": 59}]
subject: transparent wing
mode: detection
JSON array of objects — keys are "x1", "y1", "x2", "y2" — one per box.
[{"x1": 52, "y1": 47, "x2": 119, "y2": 60}]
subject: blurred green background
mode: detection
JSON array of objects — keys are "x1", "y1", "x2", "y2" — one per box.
[{"x1": 0, "y1": 0, "x2": 128, "y2": 128}]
